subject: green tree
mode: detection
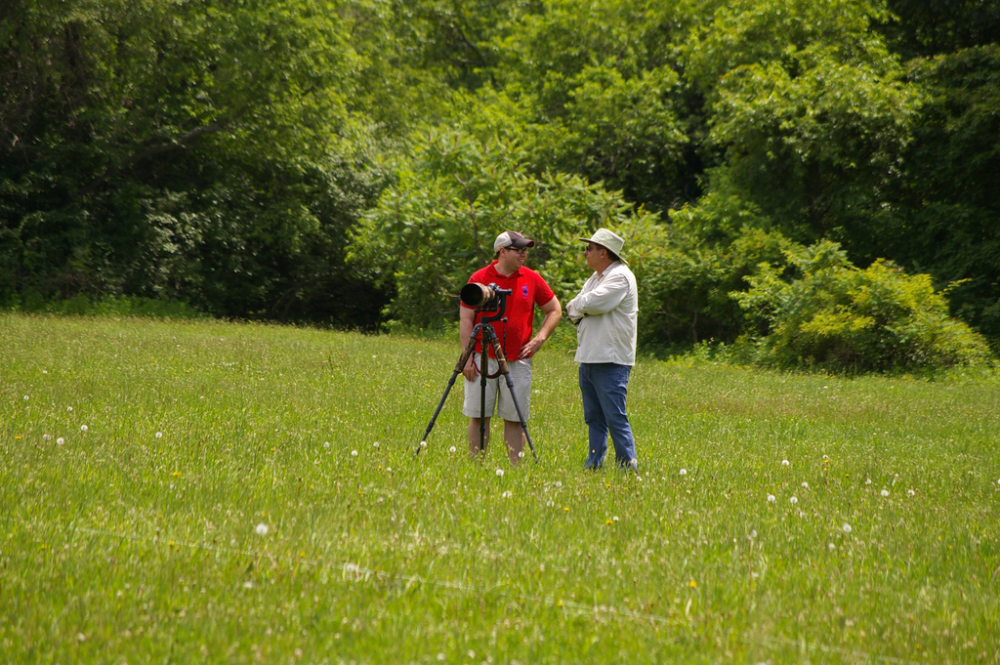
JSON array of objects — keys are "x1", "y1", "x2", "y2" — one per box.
[{"x1": 1, "y1": 0, "x2": 390, "y2": 324}]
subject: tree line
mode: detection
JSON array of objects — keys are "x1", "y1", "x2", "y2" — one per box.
[{"x1": 2, "y1": 0, "x2": 998, "y2": 369}]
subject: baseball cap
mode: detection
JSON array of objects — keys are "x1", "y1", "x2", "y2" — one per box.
[{"x1": 493, "y1": 231, "x2": 535, "y2": 253}]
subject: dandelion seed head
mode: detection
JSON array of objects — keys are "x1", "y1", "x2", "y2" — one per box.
[
  {"x1": 56, "y1": 437, "x2": 65, "y2": 445},
  {"x1": 324, "y1": 441, "x2": 331, "y2": 448},
  {"x1": 767, "y1": 494, "x2": 776, "y2": 503},
  {"x1": 155, "y1": 431, "x2": 163, "y2": 439},
  {"x1": 679, "y1": 468, "x2": 687, "y2": 476},
  {"x1": 865, "y1": 478, "x2": 872, "y2": 485},
  {"x1": 907, "y1": 489, "x2": 915, "y2": 496},
  {"x1": 829, "y1": 543, "x2": 836, "y2": 551},
  {"x1": 420, "y1": 440, "x2": 427, "y2": 448},
  {"x1": 43, "y1": 434, "x2": 51, "y2": 441},
  {"x1": 781, "y1": 460, "x2": 789, "y2": 467},
  {"x1": 881, "y1": 489, "x2": 889, "y2": 497},
  {"x1": 373, "y1": 441, "x2": 380, "y2": 448},
  {"x1": 496, "y1": 468, "x2": 504, "y2": 478},
  {"x1": 243, "y1": 581, "x2": 254, "y2": 589},
  {"x1": 501, "y1": 490, "x2": 512, "y2": 498},
  {"x1": 80, "y1": 425, "x2": 88, "y2": 432},
  {"x1": 449, "y1": 446, "x2": 457, "y2": 453},
  {"x1": 67, "y1": 406, "x2": 73, "y2": 412},
  {"x1": 842, "y1": 523, "x2": 852, "y2": 534},
  {"x1": 23, "y1": 395, "x2": 29, "y2": 401},
  {"x1": 255, "y1": 523, "x2": 269, "y2": 536},
  {"x1": 750, "y1": 530, "x2": 757, "y2": 539},
  {"x1": 351, "y1": 450, "x2": 358, "y2": 457},
  {"x1": 801, "y1": 481, "x2": 809, "y2": 489},
  {"x1": 789, "y1": 496, "x2": 798, "y2": 505}
]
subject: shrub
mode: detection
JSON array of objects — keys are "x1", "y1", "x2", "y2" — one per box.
[{"x1": 733, "y1": 240, "x2": 992, "y2": 371}]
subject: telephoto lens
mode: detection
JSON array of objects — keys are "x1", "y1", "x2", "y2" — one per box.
[{"x1": 460, "y1": 282, "x2": 497, "y2": 309}]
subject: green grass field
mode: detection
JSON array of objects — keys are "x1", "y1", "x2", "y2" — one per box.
[{"x1": 2, "y1": 313, "x2": 999, "y2": 664}]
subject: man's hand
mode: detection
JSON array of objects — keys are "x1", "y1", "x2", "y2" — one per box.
[
  {"x1": 462, "y1": 355, "x2": 480, "y2": 382},
  {"x1": 519, "y1": 336, "x2": 545, "y2": 359}
]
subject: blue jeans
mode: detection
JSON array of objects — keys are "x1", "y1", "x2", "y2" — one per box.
[{"x1": 579, "y1": 363, "x2": 637, "y2": 469}]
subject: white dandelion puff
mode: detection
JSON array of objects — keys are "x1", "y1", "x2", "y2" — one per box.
[
  {"x1": 750, "y1": 530, "x2": 757, "y2": 539},
  {"x1": 155, "y1": 432, "x2": 163, "y2": 439},
  {"x1": 501, "y1": 490, "x2": 512, "y2": 499},
  {"x1": 781, "y1": 460, "x2": 789, "y2": 467},
  {"x1": 679, "y1": 468, "x2": 687, "y2": 476},
  {"x1": 373, "y1": 441, "x2": 380, "y2": 448},
  {"x1": 495, "y1": 468, "x2": 504, "y2": 478},
  {"x1": 828, "y1": 543, "x2": 836, "y2": 551},
  {"x1": 351, "y1": 450, "x2": 358, "y2": 457},
  {"x1": 907, "y1": 489, "x2": 915, "y2": 496},
  {"x1": 612, "y1": 516, "x2": 619, "y2": 522},
  {"x1": 324, "y1": 441, "x2": 331, "y2": 448},
  {"x1": 767, "y1": 494, "x2": 776, "y2": 503},
  {"x1": 801, "y1": 481, "x2": 809, "y2": 489},
  {"x1": 243, "y1": 581, "x2": 254, "y2": 589},
  {"x1": 419, "y1": 440, "x2": 427, "y2": 448},
  {"x1": 789, "y1": 496, "x2": 798, "y2": 505},
  {"x1": 880, "y1": 489, "x2": 889, "y2": 497},
  {"x1": 67, "y1": 406, "x2": 73, "y2": 412},
  {"x1": 56, "y1": 437, "x2": 65, "y2": 445},
  {"x1": 865, "y1": 478, "x2": 872, "y2": 485},
  {"x1": 842, "y1": 523, "x2": 852, "y2": 534},
  {"x1": 43, "y1": 434, "x2": 51, "y2": 441},
  {"x1": 449, "y1": 446, "x2": 457, "y2": 453},
  {"x1": 255, "y1": 523, "x2": 269, "y2": 536},
  {"x1": 80, "y1": 425, "x2": 88, "y2": 432},
  {"x1": 23, "y1": 395, "x2": 29, "y2": 401}
]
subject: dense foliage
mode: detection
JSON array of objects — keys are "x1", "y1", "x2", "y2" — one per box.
[
  {"x1": 2, "y1": 0, "x2": 997, "y2": 366},
  {"x1": 733, "y1": 241, "x2": 991, "y2": 370}
]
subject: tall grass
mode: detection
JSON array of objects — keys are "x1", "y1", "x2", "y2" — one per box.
[{"x1": 1, "y1": 313, "x2": 998, "y2": 663}]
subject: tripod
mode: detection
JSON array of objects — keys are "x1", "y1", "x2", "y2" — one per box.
[{"x1": 416, "y1": 304, "x2": 538, "y2": 462}]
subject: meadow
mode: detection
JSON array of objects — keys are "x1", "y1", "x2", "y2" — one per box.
[{"x1": 1, "y1": 313, "x2": 998, "y2": 664}]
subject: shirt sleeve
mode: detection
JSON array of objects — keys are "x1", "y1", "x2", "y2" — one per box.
[
  {"x1": 533, "y1": 272, "x2": 555, "y2": 306},
  {"x1": 573, "y1": 271, "x2": 630, "y2": 315}
]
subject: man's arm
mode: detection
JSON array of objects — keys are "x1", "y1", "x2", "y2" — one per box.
[
  {"x1": 520, "y1": 296, "x2": 562, "y2": 358},
  {"x1": 569, "y1": 272, "x2": 629, "y2": 316}
]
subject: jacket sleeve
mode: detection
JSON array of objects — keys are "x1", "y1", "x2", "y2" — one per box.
[{"x1": 570, "y1": 271, "x2": 629, "y2": 316}]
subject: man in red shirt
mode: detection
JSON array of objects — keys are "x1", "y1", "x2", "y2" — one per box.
[{"x1": 460, "y1": 231, "x2": 562, "y2": 463}]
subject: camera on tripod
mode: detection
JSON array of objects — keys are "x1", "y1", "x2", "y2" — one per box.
[{"x1": 460, "y1": 282, "x2": 512, "y2": 313}]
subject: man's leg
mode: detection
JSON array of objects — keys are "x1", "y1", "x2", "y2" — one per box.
[
  {"x1": 496, "y1": 358, "x2": 532, "y2": 465},
  {"x1": 579, "y1": 363, "x2": 608, "y2": 468},
  {"x1": 468, "y1": 417, "x2": 491, "y2": 456},
  {"x1": 463, "y1": 353, "x2": 499, "y2": 457},
  {"x1": 503, "y1": 420, "x2": 525, "y2": 464},
  {"x1": 591, "y1": 363, "x2": 637, "y2": 467}
]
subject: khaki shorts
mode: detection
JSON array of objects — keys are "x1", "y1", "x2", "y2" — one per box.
[{"x1": 462, "y1": 354, "x2": 533, "y2": 422}]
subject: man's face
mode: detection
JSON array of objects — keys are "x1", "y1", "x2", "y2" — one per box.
[
  {"x1": 584, "y1": 243, "x2": 605, "y2": 271},
  {"x1": 500, "y1": 245, "x2": 528, "y2": 270}
]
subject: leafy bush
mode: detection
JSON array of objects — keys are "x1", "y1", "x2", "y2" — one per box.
[{"x1": 733, "y1": 241, "x2": 992, "y2": 371}]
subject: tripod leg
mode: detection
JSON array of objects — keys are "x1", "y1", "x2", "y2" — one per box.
[
  {"x1": 486, "y1": 336, "x2": 539, "y2": 463},
  {"x1": 416, "y1": 332, "x2": 480, "y2": 455}
]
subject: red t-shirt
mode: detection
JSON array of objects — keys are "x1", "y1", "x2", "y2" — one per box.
[{"x1": 462, "y1": 262, "x2": 556, "y2": 361}]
